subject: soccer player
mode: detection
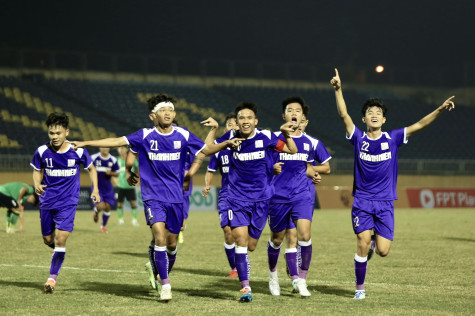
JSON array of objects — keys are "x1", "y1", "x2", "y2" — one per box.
[
  {"x1": 72, "y1": 93, "x2": 242, "y2": 302},
  {"x1": 91, "y1": 147, "x2": 120, "y2": 233},
  {"x1": 202, "y1": 102, "x2": 298, "y2": 302},
  {"x1": 0, "y1": 182, "x2": 39, "y2": 233},
  {"x1": 31, "y1": 112, "x2": 100, "y2": 294},
  {"x1": 116, "y1": 146, "x2": 140, "y2": 226},
  {"x1": 267, "y1": 97, "x2": 331, "y2": 297},
  {"x1": 330, "y1": 69, "x2": 455, "y2": 300},
  {"x1": 202, "y1": 113, "x2": 240, "y2": 278}
]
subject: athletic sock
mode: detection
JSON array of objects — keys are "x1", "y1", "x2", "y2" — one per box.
[
  {"x1": 224, "y1": 242, "x2": 236, "y2": 270},
  {"x1": 235, "y1": 246, "x2": 250, "y2": 289},
  {"x1": 298, "y1": 240, "x2": 312, "y2": 279},
  {"x1": 285, "y1": 248, "x2": 299, "y2": 279},
  {"x1": 148, "y1": 241, "x2": 158, "y2": 277},
  {"x1": 49, "y1": 247, "x2": 66, "y2": 280},
  {"x1": 102, "y1": 211, "x2": 111, "y2": 227},
  {"x1": 267, "y1": 240, "x2": 281, "y2": 272},
  {"x1": 117, "y1": 207, "x2": 124, "y2": 221},
  {"x1": 167, "y1": 248, "x2": 177, "y2": 273},
  {"x1": 354, "y1": 253, "x2": 368, "y2": 291},
  {"x1": 131, "y1": 208, "x2": 138, "y2": 220},
  {"x1": 154, "y1": 245, "x2": 169, "y2": 285}
]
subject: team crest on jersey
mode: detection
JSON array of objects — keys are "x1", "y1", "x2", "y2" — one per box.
[
  {"x1": 255, "y1": 140, "x2": 263, "y2": 148},
  {"x1": 304, "y1": 143, "x2": 310, "y2": 151},
  {"x1": 381, "y1": 142, "x2": 389, "y2": 150},
  {"x1": 174, "y1": 141, "x2": 181, "y2": 149},
  {"x1": 68, "y1": 159, "x2": 75, "y2": 167}
]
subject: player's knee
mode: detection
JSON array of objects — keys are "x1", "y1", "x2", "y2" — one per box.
[
  {"x1": 43, "y1": 236, "x2": 53, "y2": 245},
  {"x1": 378, "y1": 247, "x2": 390, "y2": 257},
  {"x1": 270, "y1": 237, "x2": 283, "y2": 247}
]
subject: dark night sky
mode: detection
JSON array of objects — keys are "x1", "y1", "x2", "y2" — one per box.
[{"x1": 1, "y1": 0, "x2": 474, "y2": 71}]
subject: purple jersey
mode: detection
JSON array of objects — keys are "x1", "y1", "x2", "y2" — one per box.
[
  {"x1": 207, "y1": 148, "x2": 232, "y2": 198},
  {"x1": 91, "y1": 152, "x2": 119, "y2": 196},
  {"x1": 125, "y1": 126, "x2": 206, "y2": 203},
  {"x1": 271, "y1": 132, "x2": 331, "y2": 203},
  {"x1": 30, "y1": 143, "x2": 93, "y2": 209},
  {"x1": 216, "y1": 129, "x2": 280, "y2": 202},
  {"x1": 348, "y1": 126, "x2": 407, "y2": 200}
]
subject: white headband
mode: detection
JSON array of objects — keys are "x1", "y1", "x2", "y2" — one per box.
[{"x1": 152, "y1": 101, "x2": 175, "y2": 113}]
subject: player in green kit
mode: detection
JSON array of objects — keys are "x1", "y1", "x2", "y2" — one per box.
[
  {"x1": 116, "y1": 146, "x2": 140, "y2": 226},
  {"x1": 0, "y1": 182, "x2": 39, "y2": 233}
]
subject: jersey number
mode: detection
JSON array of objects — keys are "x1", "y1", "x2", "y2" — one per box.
[
  {"x1": 150, "y1": 140, "x2": 158, "y2": 151},
  {"x1": 228, "y1": 210, "x2": 233, "y2": 220},
  {"x1": 353, "y1": 216, "x2": 359, "y2": 228},
  {"x1": 361, "y1": 141, "x2": 369, "y2": 152},
  {"x1": 45, "y1": 158, "x2": 53, "y2": 168},
  {"x1": 221, "y1": 155, "x2": 229, "y2": 164}
]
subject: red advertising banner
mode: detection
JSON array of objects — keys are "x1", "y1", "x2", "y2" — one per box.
[{"x1": 406, "y1": 188, "x2": 475, "y2": 208}]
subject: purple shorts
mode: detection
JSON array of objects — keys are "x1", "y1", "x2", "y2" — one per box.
[
  {"x1": 40, "y1": 205, "x2": 77, "y2": 236},
  {"x1": 94, "y1": 191, "x2": 116, "y2": 208},
  {"x1": 143, "y1": 200, "x2": 184, "y2": 234},
  {"x1": 351, "y1": 197, "x2": 394, "y2": 241},
  {"x1": 269, "y1": 197, "x2": 314, "y2": 232},
  {"x1": 227, "y1": 198, "x2": 269, "y2": 240},
  {"x1": 217, "y1": 195, "x2": 231, "y2": 228}
]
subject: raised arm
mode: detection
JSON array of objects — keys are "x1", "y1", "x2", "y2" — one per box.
[
  {"x1": 406, "y1": 96, "x2": 455, "y2": 138},
  {"x1": 331, "y1": 68, "x2": 355, "y2": 136},
  {"x1": 280, "y1": 122, "x2": 298, "y2": 154},
  {"x1": 201, "y1": 117, "x2": 219, "y2": 145},
  {"x1": 71, "y1": 137, "x2": 127, "y2": 149}
]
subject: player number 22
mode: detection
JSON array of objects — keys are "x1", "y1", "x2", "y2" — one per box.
[{"x1": 361, "y1": 141, "x2": 369, "y2": 152}]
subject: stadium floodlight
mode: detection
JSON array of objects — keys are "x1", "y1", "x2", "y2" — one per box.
[{"x1": 375, "y1": 65, "x2": 384, "y2": 73}]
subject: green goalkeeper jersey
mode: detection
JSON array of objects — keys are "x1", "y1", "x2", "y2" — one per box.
[
  {"x1": 0, "y1": 182, "x2": 34, "y2": 204},
  {"x1": 117, "y1": 157, "x2": 139, "y2": 189}
]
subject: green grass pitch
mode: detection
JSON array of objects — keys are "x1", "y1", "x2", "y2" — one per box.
[{"x1": 1, "y1": 208, "x2": 474, "y2": 315}]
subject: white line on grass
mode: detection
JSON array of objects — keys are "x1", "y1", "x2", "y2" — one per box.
[{"x1": 0, "y1": 264, "x2": 467, "y2": 291}]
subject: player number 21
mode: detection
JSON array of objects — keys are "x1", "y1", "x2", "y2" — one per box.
[{"x1": 150, "y1": 140, "x2": 158, "y2": 151}]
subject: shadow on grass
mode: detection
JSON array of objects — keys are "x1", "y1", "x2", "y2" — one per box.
[
  {"x1": 77, "y1": 281, "x2": 156, "y2": 301},
  {"x1": 312, "y1": 284, "x2": 354, "y2": 298},
  {"x1": 111, "y1": 251, "x2": 148, "y2": 258},
  {"x1": 443, "y1": 237, "x2": 475, "y2": 243},
  {"x1": 172, "y1": 267, "x2": 225, "y2": 277},
  {"x1": 0, "y1": 279, "x2": 44, "y2": 291}
]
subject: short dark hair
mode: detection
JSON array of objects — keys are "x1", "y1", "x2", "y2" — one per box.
[
  {"x1": 224, "y1": 113, "x2": 237, "y2": 124},
  {"x1": 235, "y1": 102, "x2": 258, "y2": 116},
  {"x1": 45, "y1": 112, "x2": 69, "y2": 129},
  {"x1": 282, "y1": 96, "x2": 306, "y2": 114},
  {"x1": 172, "y1": 119, "x2": 179, "y2": 126},
  {"x1": 361, "y1": 98, "x2": 387, "y2": 117},
  {"x1": 147, "y1": 93, "x2": 177, "y2": 113}
]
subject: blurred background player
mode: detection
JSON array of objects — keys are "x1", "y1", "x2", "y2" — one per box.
[
  {"x1": 91, "y1": 147, "x2": 120, "y2": 233},
  {"x1": 0, "y1": 182, "x2": 39, "y2": 233},
  {"x1": 267, "y1": 97, "x2": 331, "y2": 297},
  {"x1": 202, "y1": 113, "x2": 239, "y2": 278},
  {"x1": 116, "y1": 146, "x2": 139, "y2": 226},
  {"x1": 31, "y1": 112, "x2": 99, "y2": 294},
  {"x1": 331, "y1": 69, "x2": 455, "y2": 300}
]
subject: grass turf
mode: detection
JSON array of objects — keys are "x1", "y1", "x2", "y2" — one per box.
[{"x1": 0, "y1": 208, "x2": 474, "y2": 315}]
